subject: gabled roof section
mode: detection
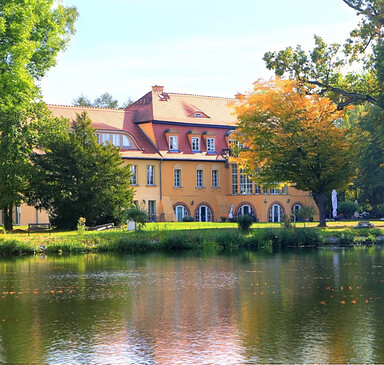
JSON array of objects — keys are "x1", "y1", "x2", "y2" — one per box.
[
  {"x1": 47, "y1": 104, "x2": 161, "y2": 158},
  {"x1": 126, "y1": 87, "x2": 238, "y2": 126}
]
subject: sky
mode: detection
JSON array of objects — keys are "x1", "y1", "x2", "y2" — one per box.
[{"x1": 40, "y1": 0, "x2": 359, "y2": 106}]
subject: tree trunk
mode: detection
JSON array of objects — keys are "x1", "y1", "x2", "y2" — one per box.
[
  {"x1": 3, "y1": 205, "x2": 13, "y2": 232},
  {"x1": 313, "y1": 192, "x2": 327, "y2": 227}
]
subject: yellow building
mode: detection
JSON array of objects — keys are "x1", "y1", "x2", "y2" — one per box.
[{"x1": 8, "y1": 85, "x2": 316, "y2": 226}]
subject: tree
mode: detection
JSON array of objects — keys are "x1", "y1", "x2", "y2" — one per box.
[
  {"x1": 72, "y1": 92, "x2": 131, "y2": 109},
  {"x1": 353, "y1": 105, "x2": 384, "y2": 211},
  {"x1": 233, "y1": 79, "x2": 356, "y2": 227},
  {"x1": 28, "y1": 112, "x2": 134, "y2": 229},
  {"x1": 93, "y1": 92, "x2": 119, "y2": 109},
  {"x1": 263, "y1": 1, "x2": 384, "y2": 110},
  {"x1": 72, "y1": 94, "x2": 93, "y2": 107},
  {"x1": 0, "y1": 0, "x2": 78, "y2": 231}
]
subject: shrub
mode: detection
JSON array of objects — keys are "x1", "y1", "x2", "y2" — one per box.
[
  {"x1": 237, "y1": 215, "x2": 253, "y2": 231},
  {"x1": 182, "y1": 216, "x2": 194, "y2": 222},
  {"x1": 338, "y1": 201, "x2": 359, "y2": 219},
  {"x1": 125, "y1": 206, "x2": 148, "y2": 231}
]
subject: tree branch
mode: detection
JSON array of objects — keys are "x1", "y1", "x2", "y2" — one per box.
[{"x1": 306, "y1": 79, "x2": 377, "y2": 109}]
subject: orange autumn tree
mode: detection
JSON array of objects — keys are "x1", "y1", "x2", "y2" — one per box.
[{"x1": 233, "y1": 78, "x2": 356, "y2": 226}]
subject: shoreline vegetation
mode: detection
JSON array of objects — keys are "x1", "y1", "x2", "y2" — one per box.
[{"x1": 0, "y1": 222, "x2": 384, "y2": 256}]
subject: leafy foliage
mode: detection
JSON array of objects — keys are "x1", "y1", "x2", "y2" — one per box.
[
  {"x1": 236, "y1": 214, "x2": 253, "y2": 231},
  {"x1": 338, "y1": 200, "x2": 359, "y2": 218},
  {"x1": 263, "y1": 1, "x2": 384, "y2": 109},
  {"x1": 233, "y1": 79, "x2": 356, "y2": 226},
  {"x1": 125, "y1": 206, "x2": 148, "y2": 231},
  {"x1": 0, "y1": 0, "x2": 78, "y2": 231},
  {"x1": 28, "y1": 112, "x2": 134, "y2": 229},
  {"x1": 72, "y1": 92, "x2": 133, "y2": 109}
]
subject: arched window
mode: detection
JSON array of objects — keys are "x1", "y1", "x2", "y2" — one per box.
[
  {"x1": 291, "y1": 204, "x2": 302, "y2": 222},
  {"x1": 195, "y1": 205, "x2": 213, "y2": 222},
  {"x1": 175, "y1": 205, "x2": 188, "y2": 222},
  {"x1": 237, "y1": 204, "x2": 256, "y2": 221},
  {"x1": 269, "y1": 204, "x2": 283, "y2": 222}
]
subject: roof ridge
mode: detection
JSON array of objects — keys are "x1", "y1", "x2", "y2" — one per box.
[
  {"x1": 47, "y1": 104, "x2": 124, "y2": 111},
  {"x1": 153, "y1": 91, "x2": 235, "y2": 100}
]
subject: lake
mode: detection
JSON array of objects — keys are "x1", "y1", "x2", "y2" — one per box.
[{"x1": 0, "y1": 247, "x2": 383, "y2": 364}]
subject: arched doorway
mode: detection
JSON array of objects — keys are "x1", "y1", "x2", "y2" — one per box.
[
  {"x1": 195, "y1": 205, "x2": 213, "y2": 222},
  {"x1": 291, "y1": 204, "x2": 302, "y2": 222},
  {"x1": 236, "y1": 204, "x2": 257, "y2": 221},
  {"x1": 270, "y1": 204, "x2": 283, "y2": 222},
  {"x1": 175, "y1": 205, "x2": 188, "y2": 222}
]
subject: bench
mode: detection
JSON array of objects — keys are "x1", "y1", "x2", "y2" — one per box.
[{"x1": 28, "y1": 223, "x2": 52, "y2": 236}]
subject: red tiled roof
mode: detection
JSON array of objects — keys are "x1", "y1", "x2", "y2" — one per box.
[
  {"x1": 126, "y1": 90, "x2": 238, "y2": 126},
  {"x1": 47, "y1": 105, "x2": 160, "y2": 158}
]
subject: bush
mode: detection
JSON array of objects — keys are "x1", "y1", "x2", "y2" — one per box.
[
  {"x1": 125, "y1": 206, "x2": 148, "y2": 231},
  {"x1": 182, "y1": 216, "x2": 194, "y2": 222},
  {"x1": 338, "y1": 201, "x2": 359, "y2": 219},
  {"x1": 237, "y1": 214, "x2": 253, "y2": 231}
]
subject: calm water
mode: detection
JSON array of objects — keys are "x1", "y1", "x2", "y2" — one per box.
[{"x1": 0, "y1": 247, "x2": 383, "y2": 364}]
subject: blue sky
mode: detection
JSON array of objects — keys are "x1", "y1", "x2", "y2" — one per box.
[{"x1": 40, "y1": 0, "x2": 358, "y2": 105}]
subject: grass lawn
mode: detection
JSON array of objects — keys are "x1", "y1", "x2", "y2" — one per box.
[{"x1": 3, "y1": 220, "x2": 384, "y2": 242}]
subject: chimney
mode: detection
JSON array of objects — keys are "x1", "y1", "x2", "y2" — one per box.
[{"x1": 152, "y1": 85, "x2": 164, "y2": 93}]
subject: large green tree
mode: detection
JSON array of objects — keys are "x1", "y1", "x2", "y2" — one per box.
[
  {"x1": 28, "y1": 112, "x2": 134, "y2": 229},
  {"x1": 263, "y1": 0, "x2": 384, "y2": 110},
  {"x1": 0, "y1": 0, "x2": 78, "y2": 231},
  {"x1": 233, "y1": 79, "x2": 356, "y2": 226}
]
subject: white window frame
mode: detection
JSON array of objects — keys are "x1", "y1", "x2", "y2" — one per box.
[
  {"x1": 207, "y1": 138, "x2": 215, "y2": 152},
  {"x1": 122, "y1": 135, "x2": 130, "y2": 148},
  {"x1": 254, "y1": 184, "x2": 261, "y2": 194},
  {"x1": 195, "y1": 205, "x2": 213, "y2": 222},
  {"x1": 240, "y1": 169, "x2": 252, "y2": 195},
  {"x1": 112, "y1": 134, "x2": 121, "y2": 147},
  {"x1": 130, "y1": 165, "x2": 137, "y2": 185},
  {"x1": 212, "y1": 169, "x2": 218, "y2": 188},
  {"x1": 231, "y1": 164, "x2": 238, "y2": 195},
  {"x1": 102, "y1": 134, "x2": 110, "y2": 145},
  {"x1": 175, "y1": 205, "x2": 188, "y2": 222},
  {"x1": 169, "y1": 136, "x2": 178, "y2": 151},
  {"x1": 174, "y1": 169, "x2": 181, "y2": 187},
  {"x1": 191, "y1": 137, "x2": 200, "y2": 152},
  {"x1": 147, "y1": 165, "x2": 154, "y2": 185},
  {"x1": 196, "y1": 169, "x2": 203, "y2": 188}
]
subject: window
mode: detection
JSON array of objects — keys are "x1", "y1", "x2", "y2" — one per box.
[
  {"x1": 175, "y1": 205, "x2": 188, "y2": 222},
  {"x1": 148, "y1": 200, "x2": 156, "y2": 222},
  {"x1": 240, "y1": 169, "x2": 252, "y2": 194},
  {"x1": 212, "y1": 169, "x2": 218, "y2": 188},
  {"x1": 231, "y1": 164, "x2": 238, "y2": 195},
  {"x1": 102, "y1": 134, "x2": 110, "y2": 144},
  {"x1": 254, "y1": 184, "x2": 261, "y2": 194},
  {"x1": 112, "y1": 134, "x2": 121, "y2": 147},
  {"x1": 282, "y1": 185, "x2": 288, "y2": 194},
  {"x1": 237, "y1": 204, "x2": 256, "y2": 221},
  {"x1": 207, "y1": 138, "x2": 215, "y2": 152},
  {"x1": 174, "y1": 169, "x2": 181, "y2": 187},
  {"x1": 195, "y1": 205, "x2": 213, "y2": 222},
  {"x1": 169, "y1": 136, "x2": 178, "y2": 151},
  {"x1": 270, "y1": 204, "x2": 283, "y2": 222},
  {"x1": 130, "y1": 165, "x2": 137, "y2": 185},
  {"x1": 147, "y1": 165, "x2": 154, "y2": 185},
  {"x1": 122, "y1": 135, "x2": 130, "y2": 148},
  {"x1": 292, "y1": 204, "x2": 302, "y2": 222},
  {"x1": 192, "y1": 137, "x2": 200, "y2": 152},
  {"x1": 148, "y1": 200, "x2": 156, "y2": 215},
  {"x1": 196, "y1": 169, "x2": 203, "y2": 188},
  {"x1": 270, "y1": 187, "x2": 280, "y2": 194}
]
